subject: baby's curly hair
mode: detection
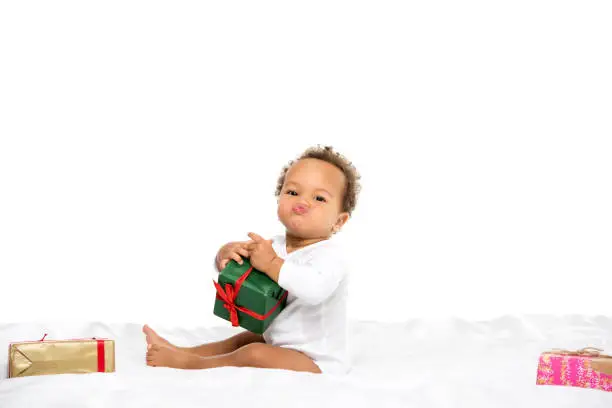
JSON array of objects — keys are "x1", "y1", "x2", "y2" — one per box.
[{"x1": 275, "y1": 145, "x2": 361, "y2": 215}]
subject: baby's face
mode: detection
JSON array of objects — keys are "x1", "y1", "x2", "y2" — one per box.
[{"x1": 277, "y1": 158, "x2": 348, "y2": 239}]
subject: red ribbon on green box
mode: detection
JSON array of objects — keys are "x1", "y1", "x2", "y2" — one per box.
[{"x1": 213, "y1": 266, "x2": 288, "y2": 327}]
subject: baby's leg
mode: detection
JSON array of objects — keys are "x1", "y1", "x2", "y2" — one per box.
[
  {"x1": 186, "y1": 331, "x2": 265, "y2": 357},
  {"x1": 143, "y1": 325, "x2": 264, "y2": 357},
  {"x1": 147, "y1": 342, "x2": 321, "y2": 374}
]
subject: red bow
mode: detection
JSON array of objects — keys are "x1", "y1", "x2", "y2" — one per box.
[{"x1": 213, "y1": 281, "x2": 241, "y2": 326}]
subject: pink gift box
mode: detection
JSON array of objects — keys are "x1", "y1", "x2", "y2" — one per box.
[{"x1": 536, "y1": 347, "x2": 612, "y2": 393}]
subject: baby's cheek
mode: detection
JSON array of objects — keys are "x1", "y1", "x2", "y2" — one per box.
[{"x1": 278, "y1": 201, "x2": 291, "y2": 216}]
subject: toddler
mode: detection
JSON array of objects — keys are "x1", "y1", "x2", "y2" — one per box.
[{"x1": 143, "y1": 145, "x2": 361, "y2": 375}]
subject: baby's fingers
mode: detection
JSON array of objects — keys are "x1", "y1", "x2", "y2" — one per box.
[
  {"x1": 237, "y1": 240, "x2": 254, "y2": 249},
  {"x1": 230, "y1": 252, "x2": 244, "y2": 265},
  {"x1": 236, "y1": 247, "x2": 249, "y2": 258}
]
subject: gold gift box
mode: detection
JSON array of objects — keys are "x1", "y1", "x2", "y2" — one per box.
[{"x1": 8, "y1": 337, "x2": 115, "y2": 378}]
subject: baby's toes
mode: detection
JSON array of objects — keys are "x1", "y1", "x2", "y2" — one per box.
[
  {"x1": 146, "y1": 350, "x2": 159, "y2": 365},
  {"x1": 146, "y1": 345, "x2": 159, "y2": 360}
]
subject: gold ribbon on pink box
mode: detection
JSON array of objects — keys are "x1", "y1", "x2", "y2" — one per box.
[{"x1": 547, "y1": 347, "x2": 610, "y2": 357}]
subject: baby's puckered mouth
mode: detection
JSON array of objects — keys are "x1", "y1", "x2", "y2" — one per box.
[{"x1": 292, "y1": 204, "x2": 309, "y2": 215}]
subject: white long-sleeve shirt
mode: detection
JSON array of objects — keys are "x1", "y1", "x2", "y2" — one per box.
[
  {"x1": 264, "y1": 234, "x2": 350, "y2": 375},
  {"x1": 214, "y1": 234, "x2": 350, "y2": 375}
]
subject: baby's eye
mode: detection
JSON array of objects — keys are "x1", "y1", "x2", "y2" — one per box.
[
  {"x1": 286, "y1": 190, "x2": 298, "y2": 196},
  {"x1": 315, "y1": 196, "x2": 326, "y2": 202}
]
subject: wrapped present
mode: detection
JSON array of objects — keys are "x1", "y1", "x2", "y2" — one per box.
[
  {"x1": 536, "y1": 347, "x2": 612, "y2": 392},
  {"x1": 213, "y1": 259, "x2": 288, "y2": 334},
  {"x1": 8, "y1": 334, "x2": 115, "y2": 378}
]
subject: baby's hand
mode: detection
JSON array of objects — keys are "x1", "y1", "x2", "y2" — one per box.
[
  {"x1": 216, "y1": 241, "x2": 251, "y2": 270},
  {"x1": 246, "y1": 233, "x2": 279, "y2": 275}
]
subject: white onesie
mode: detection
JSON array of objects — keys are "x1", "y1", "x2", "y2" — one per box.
[
  {"x1": 214, "y1": 234, "x2": 351, "y2": 375},
  {"x1": 264, "y1": 234, "x2": 350, "y2": 375}
]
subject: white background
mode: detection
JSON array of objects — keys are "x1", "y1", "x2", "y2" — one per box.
[{"x1": 1, "y1": 1, "x2": 611, "y2": 329}]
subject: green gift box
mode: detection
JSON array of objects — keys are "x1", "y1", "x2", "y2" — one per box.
[{"x1": 213, "y1": 259, "x2": 288, "y2": 334}]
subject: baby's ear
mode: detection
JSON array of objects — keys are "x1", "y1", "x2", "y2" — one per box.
[{"x1": 334, "y1": 212, "x2": 350, "y2": 231}]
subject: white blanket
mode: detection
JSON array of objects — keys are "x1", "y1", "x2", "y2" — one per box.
[{"x1": 1, "y1": 315, "x2": 611, "y2": 407}]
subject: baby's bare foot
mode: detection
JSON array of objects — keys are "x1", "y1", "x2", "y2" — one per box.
[
  {"x1": 146, "y1": 344, "x2": 192, "y2": 369},
  {"x1": 143, "y1": 324, "x2": 178, "y2": 351}
]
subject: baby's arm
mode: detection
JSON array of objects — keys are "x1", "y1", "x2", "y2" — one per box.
[
  {"x1": 268, "y1": 251, "x2": 346, "y2": 305},
  {"x1": 246, "y1": 233, "x2": 347, "y2": 305}
]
